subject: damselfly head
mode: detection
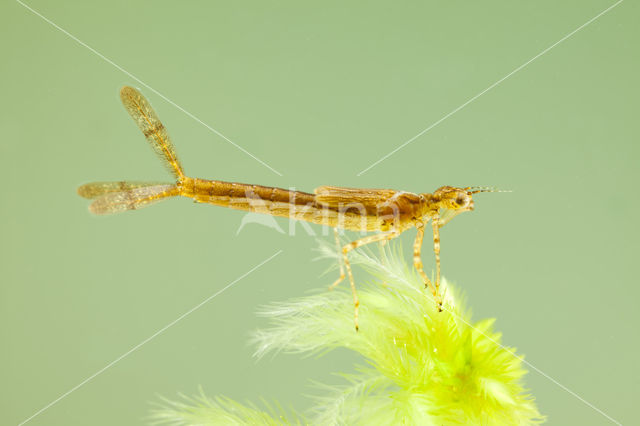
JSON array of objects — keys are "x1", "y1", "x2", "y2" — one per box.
[{"x1": 432, "y1": 186, "x2": 474, "y2": 210}]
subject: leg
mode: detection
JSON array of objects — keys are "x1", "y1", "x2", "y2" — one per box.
[
  {"x1": 330, "y1": 231, "x2": 400, "y2": 330},
  {"x1": 431, "y1": 214, "x2": 443, "y2": 310},
  {"x1": 434, "y1": 208, "x2": 466, "y2": 305},
  {"x1": 330, "y1": 228, "x2": 346, "y2": 290},
  {"x1": 413, "y1": 223, "x2": 442, "y2": 311}
]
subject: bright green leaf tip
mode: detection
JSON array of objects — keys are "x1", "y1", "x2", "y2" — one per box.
[{"x1": 151, "y1": 239, "x2": 544, "y2": 425}]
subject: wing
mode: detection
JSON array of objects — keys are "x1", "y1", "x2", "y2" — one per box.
[
  {"x1": 77, "y1": 181, "x2": 169, "y2": 199},
  {"x1": 120, "y1": 86, "x2": 184, "y2": 179},
  {"x1": 314, "y1": 185, "x2": 398, "y2": 208},
  {"x1": 86, "y1": 184, "x2": 178, "y2": 215}
]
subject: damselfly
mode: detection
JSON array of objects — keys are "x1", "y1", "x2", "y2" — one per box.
[{"x1": 79, "y1": 86, "x2": 496, "y2": 330}]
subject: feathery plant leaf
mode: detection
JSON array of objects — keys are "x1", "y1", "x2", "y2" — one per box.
[
  {"x1": 154, "y1": 238, "x2": 544, "y2": 425},
  {"x1": 150, "y1": 388, "x2": 305, "y2": 425}
]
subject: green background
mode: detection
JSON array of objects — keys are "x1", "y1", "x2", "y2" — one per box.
[{"x1": 2, "y1": 1, "x2": 637, "y2": 424}]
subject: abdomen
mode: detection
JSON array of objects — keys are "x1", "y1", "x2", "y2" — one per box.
[{"x1": 179, "y1": 177, "x2": 385, "y2": 231}]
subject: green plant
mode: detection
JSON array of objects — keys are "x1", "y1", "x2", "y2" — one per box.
[{"x1": 152, "y1": 239, "x2": 544, "y2": 425}]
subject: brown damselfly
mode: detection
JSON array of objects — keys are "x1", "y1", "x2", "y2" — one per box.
[{"x1": 79, "y1": 86, "x2": 496, "y2": 330}]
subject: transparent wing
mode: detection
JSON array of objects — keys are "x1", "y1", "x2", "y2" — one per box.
[
  {"x1": 87, "y1": 184, "x2": 178, "y2": 215},
  {"x1": 314, "y1": 185, "x2": 398, "y2": 208},
  {"x1": 119, "y1": 86, "x2": 184, "y2": 179},
  {"x1": 77, "y1": 181, "x2": 169, "y2": 199}
]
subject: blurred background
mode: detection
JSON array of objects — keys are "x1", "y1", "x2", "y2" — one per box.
[{"x1": 1, "y1": 1, "x2": 637, "y2": 424}]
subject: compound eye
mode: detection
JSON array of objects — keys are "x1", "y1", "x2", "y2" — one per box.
[{"x1": 455, "y1": 194, "x2": 468, "y2": 207}]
